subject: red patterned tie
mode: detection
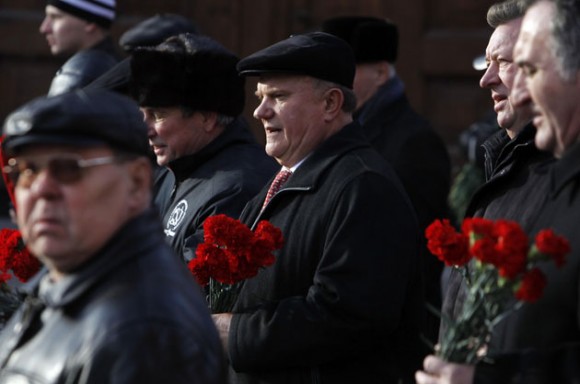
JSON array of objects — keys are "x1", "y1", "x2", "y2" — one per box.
[{"x1": 262, "y1": 169, "x2": 292, "y2": 211}]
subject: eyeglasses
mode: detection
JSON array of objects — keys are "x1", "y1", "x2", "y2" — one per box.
[{"x1": 3, "y1": 154, "x2": 118, "y2": 187}]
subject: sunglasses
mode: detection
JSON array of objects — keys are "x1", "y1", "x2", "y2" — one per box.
[{"x1": 3, "y1": 154, "x2": 118, "y2": 187}]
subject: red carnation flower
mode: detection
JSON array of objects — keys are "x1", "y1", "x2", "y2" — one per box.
[
  {"x1": 470, "y1": 237, "x2": 498, "y2": 265},
  {"x1": 0, "y1": 228, "x2": 40, "y2": 283},
  {"x1": 425, "y1": 219, "x2": 471, "y2": 266},
  {"x1": 462, "y1": 217, "x2": 494, "y2": 238},
  {"x1": 515, "y1": 268, "x2": 547, "y2": 303},
  {"x1": 534, "y1": 229, "x2": 570, "y2": 267}
]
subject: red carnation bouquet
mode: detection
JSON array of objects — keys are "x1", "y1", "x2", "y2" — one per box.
[
  {"x1": 188, "y1": 214, "x2": 283, "y2": 313},
  {"x1": 0, "y1": 228, "x2": 40, "y2": 284},
  {"x1": 426, "y1": 218, "x2": 570, "y2": 363},
  {"x1": 0, "y1": 228, "x2": 41, "y2": 328}
]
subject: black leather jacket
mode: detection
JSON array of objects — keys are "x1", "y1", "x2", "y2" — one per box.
[
  {"x1": 48, "y1": 37, "x2": 121, "y2": 96},
  {"x1": 0, "y1": 209, "x2": 226, "y2": 384}
]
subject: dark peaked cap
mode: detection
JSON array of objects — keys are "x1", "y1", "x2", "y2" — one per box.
[
  {"x1": 237, "y1": 32, "x2": 355, "y2": 89},
  {"x1": 321, "y1": 16, "x2": 399, "y2": 63},
  {"x1": 2, "y1": 89, "x2": 149, "y2": 156},
  {"x1": 119, "y1": 13, "x2": 199, "y2": 53}
]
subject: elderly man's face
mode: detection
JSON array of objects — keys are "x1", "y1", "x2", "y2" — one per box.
[
  {"x1": 39, "y1": 5, "x2": 91, "y2": 57},
  {"x1": 141, "y1": 107, "x2": 213, "y2": 166},
  {"x1": 13, "y1": 145, "x2": 143, "y2": 279},
  {"x1": 514, "y1": 0, "x2": 580, "y2": 157},
  {"x1": 480, "y1": 18, "x2": 532, "y2": 134},
  {"x1": 253, "y1": 75, "x2": 333, "y2": 167}
]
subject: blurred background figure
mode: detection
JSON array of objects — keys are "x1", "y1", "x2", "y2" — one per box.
[
  {"x1": 86, "y1": 13, "x2": 200, "y2": 95},
  {"x1": 39, "y1": 0, "x2": 121, "y2": 96},
  {"x1": 322, "y1": 16, "x2": 452, "y2": 348}
]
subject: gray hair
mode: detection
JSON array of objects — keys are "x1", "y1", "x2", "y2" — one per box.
[
  {"x1": 312, "y1": 79, "x2": 357, "y2": 113},
  {"x1": 487, "y1": 0, "x2": 527, "y2": 28},
  {"x1": 549, "y1": 0, "x2": 580, "y2": 81}
]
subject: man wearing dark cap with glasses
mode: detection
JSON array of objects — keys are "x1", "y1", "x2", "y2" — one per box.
[
  {"x1": 0, "y1": 89, "x2": 226, "y2": 384},
  {"x1": 211, "y1": 31, "x2": 425, "y2": 384}
]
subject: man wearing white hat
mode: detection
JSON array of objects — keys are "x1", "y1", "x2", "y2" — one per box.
[{"x1": 39, "y1": 0, "x2": 121, "y2": 96}]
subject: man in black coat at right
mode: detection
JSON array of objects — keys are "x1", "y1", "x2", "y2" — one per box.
[{"x1": 322, "y1": 16, "x2": 452, "y2": 346}]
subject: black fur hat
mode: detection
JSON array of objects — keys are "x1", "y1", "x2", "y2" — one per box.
[
  {"x1": 130, "y1": 33, "x2": 245, "y2": 117},
  {"x1": 321, "y1": 16, "x2": 399, "y2": 63}
]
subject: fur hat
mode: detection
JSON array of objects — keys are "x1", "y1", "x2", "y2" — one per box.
[
  {"x1": 47, "y1": 0, "x2": 116, "y2": 29},
  {"x1": 321, "y1": 16, "x2": 398, "y2": 63},
  {"x1": 237, "y1": 32, "x2": 355, "y2": 89},
  {"x1": 130, "y1": 33, "x2": 245, "y2": 117}
]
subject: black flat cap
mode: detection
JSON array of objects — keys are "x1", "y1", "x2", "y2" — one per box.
[
  {"x1": 2, "y1": 89, "x2": 149, "y2": 156},
  {"x1": 321, "y1": 16, "x2": 399, "y2": 63},
  {"x1": 119, "y1": 13, "x2": 199, "y2": 53},
  {"x1": 131, "y1": 33, "x2": 245, "y2": 117},
  {"x1": 237, "y1": 32, "x2": 355, "y2": 89}
]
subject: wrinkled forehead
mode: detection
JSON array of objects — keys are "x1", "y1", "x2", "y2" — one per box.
[{"x1": 486, "y1": 18, "x2": 523, "y2": 59}]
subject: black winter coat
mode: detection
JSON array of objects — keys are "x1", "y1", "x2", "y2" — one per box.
[
  {"x1": 473, "y1": 142, "x2": 580, "y2": 383},
  {"x1": 0, "y1": 209, "x2": 226, "y2": 384},
  {"x1": 441, "y1": 125, "x2": 554, "y2": 338},
  {"x1": 154, "y1": 118, "x2": 277, "y2": 262},
  {"x1": 355, "y1": 78, "x2": 451, "y2": 345},
  {"x1": 229, "y1": 122, "x2": 426, "y2": 384}
]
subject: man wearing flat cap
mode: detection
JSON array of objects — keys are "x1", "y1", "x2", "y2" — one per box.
[
  {"x1": 40, "y1": 0, "x2": 121, "y2": 96},
  {"x1": 0, "y1": 89, "x2": 226, "y2": 383},
  {"x1": 130, "y1": 33, "x2": 277, "y2": 264},
  {"x1": 211, "y1": 31, "x2": 425, "y2": 384},
  {"x1": 322, "y1": 16, "x2": 452, "y2": 346}
]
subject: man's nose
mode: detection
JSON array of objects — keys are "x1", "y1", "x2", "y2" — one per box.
[
  {"x1": 511, "y1": 68, "x2": 531, "y2": 108},
  {"x1": 479, "y1": 62, "x2": 500, "y2": 90}
]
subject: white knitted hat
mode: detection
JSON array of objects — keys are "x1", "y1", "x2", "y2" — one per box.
[{"x1": 47, "y1": 0, "x2": 116, "y2": 28}]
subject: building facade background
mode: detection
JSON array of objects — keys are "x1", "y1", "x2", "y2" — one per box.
[{"x1": 0, "y1": 0, "x2": 497, "y2": 171}]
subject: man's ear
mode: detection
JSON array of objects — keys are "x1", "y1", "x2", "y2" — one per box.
[
  {"x1": 199, "y1": 111, "x2": 219, "y2": 133},
  {"x1": 126, "y1": 157, "x2": 153, "y2": 213},
  {"x1": 84, "y1": 22, "x2": 98, "y2": 34},
  {"x1": 375, "y1": 61, "x2": 392, "y2": 84},
  {"x1": 322, "y1": 88, "x2": 344, "y2": 121}
]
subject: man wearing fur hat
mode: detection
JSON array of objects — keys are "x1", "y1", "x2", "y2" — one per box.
[
  {"x1": 40, "y1": 0, "x2": 121, "y2": 96},
  {"x1": 322, "y1": 16, "x2": 452, "y2": 346},
  {"x1": 130, "y1": 33, "x2": 277, "y2": 263}
]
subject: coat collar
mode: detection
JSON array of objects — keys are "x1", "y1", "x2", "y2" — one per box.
[
  {"x1": 246, "y1": 121, "x2": 370, "y2": 225},
  {"x1": 167, "y1": 117, "x2": 255, "y2": 181}
]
